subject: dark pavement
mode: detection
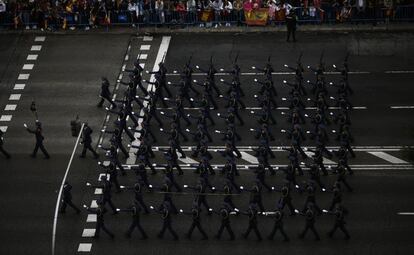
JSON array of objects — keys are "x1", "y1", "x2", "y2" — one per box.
[{"x1": 0, "y1": 31, "x2": 413, "y2": 255}]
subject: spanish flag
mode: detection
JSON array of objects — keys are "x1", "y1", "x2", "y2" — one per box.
[{"x1": 244, "y1": 8, "x2": 268, "y2": 26}]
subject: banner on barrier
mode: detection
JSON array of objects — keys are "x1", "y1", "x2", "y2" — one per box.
[{"x1": 244, "y1": 8, "x2": 268, "y2": 26}]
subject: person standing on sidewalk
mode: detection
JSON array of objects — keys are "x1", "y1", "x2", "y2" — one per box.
[{"x1": 286, "y1": 11, "x2": 297, "y2": 42}]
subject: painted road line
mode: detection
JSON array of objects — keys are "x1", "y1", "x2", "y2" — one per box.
[
  {"x1": 125, "y1": 55, "x2": 129, "y2": 61},
  {"x1": 94, "y1": 188, "x2": 103, "y2": 195},
  {"x1": 98, "y1": 173, "x2": 110, "y2": 181},
  {"x1": 140, "y1": 45, "x2": 151, "y2": 50},
  {"x1": 31, "y1": 45, "x2": 42, "y2": 51},
  {"x1": 166, "y1": 71, "x2": 372, "y2": 76},
  {"x1": 127, "y1": 36, "x2": 171, "y2": 164},
  {"x1": 140, "y1": 63, "x2": 145, "y2": 69},
  {"x1": 368, "y1": 151, "x2": 408, "y2": 164},
  {"x1": 90, "y1": 200, "x2": 98, "y2": 208},
  {"x1": 143, "y1": 36, "x2": 153, "y2": 41},
  {"x1": 0, "y1": 126, "x2": 7, "y2": 132},
  {"x1": 22, "y1": 64, "x2": 34, "y2": 70},
  {"x1": 178, "y1": 156, "x2": 199, "y2": 164},
  {"x1": 397, "y1": 212, "x2": 414, "y2": 215},
  {"x1": 138, "y1": 54, "x2": 148, "y2": 60},
  {"x1": 390, "y1": 106, "x2": 414, "y2": 109},
  {"x1": 4, "y1": 104, "x2": 17, "y2": 111},
  {"x1": 304, "y1": 151, "x2": 336, "y2": 164},
  {"x1": 9, "y1": 94, "x2": 21, "y2": 100},
  {"x1": 13, "y1": 84, "x2": 25, "y2": 90},
  {"x1": 34, "y1": 36, "x2": 46, "y2": 42},
  {"x1": 240, "y1": 151, "x2": 259, "y2": 164},
  {"x1": 77, "y1": 243, "x2": 92, "y2": 252},
  {"x1": 0, "y1": 115, "x2": 12, "y2": 121},
  {"x1": 27, "y1": 54, "x2": 38, "y2": 60},
  {"x1": 18, "y1": 74, "x2": 30, "y2": 80},
  {"x1": 82, "y1": 229, "x2": 96, "y2": 237},
  {"x1": 385, "y1": 70, "x2": 414, "y2": 74},
  {"x1": 86, "y1": 214, "x2": 97, "y2": 222}
]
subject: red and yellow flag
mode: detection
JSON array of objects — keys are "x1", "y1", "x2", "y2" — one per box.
[{"x1": 245, "y1": 8, "x2": 268, "y2": 26}]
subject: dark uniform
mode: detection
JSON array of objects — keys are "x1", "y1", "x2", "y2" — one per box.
[
  {"x1": 26, "y1": 121, "x2": 50, "y2": 159},
  {"x1": 214, "y1": 205, "x2": 235, "y2": 240},
  {"x1": 298, "y1": 204, "x2": 320, "y2": 240},
  {"x1": 327, "y1": 204, "x2": 350, "y2": 240},
  {"x1": 86, "y1": 202, "x2": 115, "y2": 238},
  {"x1": 241, "y1": 204, "x2": 262, "y2": 241},
  {"x1": 0, "y1": 130, "x2": 11, "y2": 159},
  {"x1": 268, "y1": 210, "x2": 289, "y2": 241},
  {"x1": 119, "y1": 202, "x2": 148, "y2": 239},
  {"x1": 156, "y1": 202, "x2": 179, "y2": 240},
  {"x1": 97, "y1": 77, "x2": 117, "y2": 109},
  {"x1": 80, "y1": 124, "x2": 99, "y2": 158},
  {"x1": 183, "y1": 205, "x2": 209, "y2": 240},
  {"x1": 286, "y1": 11, "x2": 297, "y2": 42},
  {"x1": 59, "y1": 182, "x2": 81, "y2": 214}
]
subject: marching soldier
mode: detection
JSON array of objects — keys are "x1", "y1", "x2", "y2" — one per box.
[
  {"x1": 97, "y1": 77, "x2": 117, "y2": 109},
  {"x1": 122, "y1": 182, "x2": 150, "y2": 214},
  {"x1": 214, "y1": 204, "x2": 236, "y2": 240},
  {"x1": 25, "y1": 121, "x2": 50, "y2": 159},
  {"x1": 0, "y1": 130, "x2": 11, "y2": 159},
  {"x1": 181, "y1": 203, "x2": 209, "y2": 240},
  {"x1": 117, "y1": 200, "x2": 148, "y2": 239},
  {"x1": 298, "y1": 203, "x2": 321, "y2": 241},
  {"x1": 267, "y1": 210, "x2": 290, "y2": 241},
  {"x1": 87, "y1": 175, "x2": 118, "y2": 214},
  {"x1": 59, "y1": 182, "x2": 81, "y2": 214},
  {"x1": 80, "y1": 123, "x2": 99, "y2": 159},
  {"x1": 241, "y1": 204, "x2": 262, "y2": 241},
  {"x1": 84, "y1": 200, "x2": 115, "y2": 239},
  {"x1": 155, "y1": 201, "x2": 179, "y2": 240},
  {"x1": 325, "y1": 204, "x2": 350, "y2": 240}
]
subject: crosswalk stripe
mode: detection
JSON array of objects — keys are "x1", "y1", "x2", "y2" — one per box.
[
  {"x1": 77, "y1": 243, "x2": 92, "y2": 252},
  {"x1": 240, "y1": 151, "x2": 259, "y2": 164},
  {"x1": 90, "y1": 200, "x2": 98, "y2": 208},
  {"x1": 27, "y1": 54, "x2": 38, "y2": 60},
  {"x1": 81, "y1": 229, "x2": 96, "y2": 237},
  {"x1": 140, "y1": 45, "x2": 151, "y2": 50},
  {"x1": 0, "y1": 126, "x2": 8, "y2": 132},
  {"x1": 86, "y1": 214, "x2": 97, "y2": 222},
  {"x1": 178, "y1": 156, "x2": 199, "y2": 164},
  {"x1": 368, "y1": 151, "x2": 408, "y2": 164},
  {"x1": 34, "y1": 36, "x2": 46, "y2": 42}
]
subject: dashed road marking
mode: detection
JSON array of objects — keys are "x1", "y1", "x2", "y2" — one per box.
[
  {"x1": 138, "y1": 54, "x2": 148, "y2": 60},
  {"x1": 86, "y1": 214, "x2": 97, "y2": 222},
  {"x1": 18, "y1": 74, "x2": 30, "y2": 80},
  {"x1": 9, "y1": 94, "x2": 21, "y2": 100},
  {"x1": 98, "y1": 173, "x2": 110, "y2": 181},
  {"x1": 77, "y1": 243, "x2": 92, "y2": 252},
  {"x1": 140, "y1": 63, "x2": 145, "y2": 69},
  {"x1": 140, "y1": 45, "x2": 151, "y2": 50},
  {"x1": 90, "y1": 200, "x2": 98, "y2": 208},
  {"x1": 143, "y1": 36, "x2": 153, "y2": 41},
  {"x1": 22, "y1": 64, "x2": 34, "y2": 70},
  {"x1": 240, "y1": 151, "x2": 259, "y2": 164},
  {"x1": 4, "y1": 104, "x2": 17, "y2": 111},
  {"x1": 0, "y1": 126, "x2": 8, "y2": 132},
  {"x1": 94, "y1": 188, "x2": 103, "y2": 195},
  {"x1": 27, "y1": 54, "x2": 38, "y2": 60},
  {"x1": 397, "y1": 212, "x2": 414, "y2": 215},
  {"x1": 178, "y1": 156, "x2": 199, "y2": 165},
  {"x1": 385, "y1": 70, "x2": 414, "y2": 74},
  {"x1": 13, "y1": 84, "x2": 25, "y2": 90},
  {"x1": 31, "y1": 45, "x2": 42, "y2": 51},
  {"x1": 82, "y1": 229, "x2": 96, "y2": 237},
  {"x1": 0, "y1": 115, "x2": 12, "y2": 121},
  {"x1": 34, "y1": 36, "x2": 46, "y2": 42},
  {"x1": 390, "y1": 106, "x2": 414, "y2": 109},
  {"x1": 368, "y1": 151, "x2": 408, "y2": 164}
]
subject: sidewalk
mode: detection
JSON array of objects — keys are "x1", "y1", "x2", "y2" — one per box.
[{"x1": 1, "y1": 22, "x2": 414, "y2": 35}]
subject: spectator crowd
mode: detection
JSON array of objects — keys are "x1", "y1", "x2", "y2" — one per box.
[{"x1": 0, "y1": 0, "x2": 411, "y2": 30}]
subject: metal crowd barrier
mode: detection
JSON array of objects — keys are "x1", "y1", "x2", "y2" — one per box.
[{"x1": 0, "y1": 5, "x2": 413, "y2": 29}]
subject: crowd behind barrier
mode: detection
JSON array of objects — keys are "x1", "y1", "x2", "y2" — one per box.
[{"x1": 0, "y1": 0, "x2": 413, "y2": 31}]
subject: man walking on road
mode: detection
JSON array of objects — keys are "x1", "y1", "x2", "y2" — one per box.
[
  {"x1": 80, "y1": 123, "x2": 99, "y2": 159},
  {"x1": 24, "y1": 121, "x2": 50, "y2": 159}
]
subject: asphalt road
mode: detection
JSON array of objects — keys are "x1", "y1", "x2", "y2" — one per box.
[{"x1": 0, "y1": 31, "x2": 414, "y2": 255}]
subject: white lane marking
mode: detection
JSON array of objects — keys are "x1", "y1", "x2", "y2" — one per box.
[
  {"x1": 352, "y1": 106, "x2": 367, "y2": 109},
  {"x1": 34, "y1": 36, "x2": 46, "y2": 42},
  {"x1": 178, "y1": 156, "x2": 199, "y2": 164},
  {"x1": 18, "y1": 74, "x2": 30, "y2": 80},
  {"x1": 86, "y1": 214, "x2": 97, "y2": 222},
  {"x1": 159, "y1": 106, "x2": 366, "y2": 111},
  {"x1": 98, "y1": 173, "x2": 110, "y2": 181},
  {"x1": 82, "y1": 229, "x2": 96, "y2": 237},
  {"x1": 9, "y1": 94, "x2": 21, "y2": 100},
  {"x1": 118, "y1": 73, "x2": 123, "y2": 80},
  {"x1": 240, "y1": 151, "x2": 259, "y2": 164},
  {"x1": 390, "y1": 106, "x2": 414, "y2": 109},
  {"x1": 22, "y1": 64, "x2": 34, "y2": 70},
  {"x1": 4, "y1": 105, "x2": 17, "y2": 111},
  {"x1": 94, "y1": 188, "x2": 103, "y2": 195},
  {"x1": 397, "y1": 212, "x2": 414, "y2": 215},
  {"x1": 127, "y1": 36, "x2": 171, "y2": 164},
  {"x1": 125, "y1": 55, "x2": 129, "y2": 61},
  {"x1": 368, "y1": 151, "x2": 408, "y2": 164},
  {"x1": 151, "y1": 145, "x2": 414, "y2": 151},
  {"x1": 304, "y1": 151, "x2": 336, "y2": 164},
  {"x1": 166, "y1": 71, "x2": 372, "y2": 76},
  {"x1": 385, "y1": 71, "x2": 414, "y2": 74},
  {"x1": 143, "y1": 36, "x2": 153, "y2": 41},
  {"x1": 90, "y1": 200, "x2": 98, "y2": 208},
  {"x1": 0, "y1": 126, "x2": 7, "y2": 132},
  {"x1": 31, "y1": 45, "x2": 42, "y2": 51},
  {"x1": 0, "y1": 115, "x2": 12, "y2": 121},
  {"x1": 77, "y1": 243, "x2": 92, "y2": 252},
  {"x1": 13, "y1": 84, "x2": 25, "y2": 90},
  {"x1": 138, "y1": 54, "x2": 148, "y2": 60},
  {"x1": 140, "y1": 63, "x2": 145, "y2": 69},
  {"x1": 27, "y1": 54, "x2": 38, "y2": 60},
  {"x1": 140, "y1": 45, "x2": 151, "y2": 50}
]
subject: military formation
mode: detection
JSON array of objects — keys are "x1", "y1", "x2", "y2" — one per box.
[{"x1": 55, "y1": 52, "x2": 355, "y2": 242}]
